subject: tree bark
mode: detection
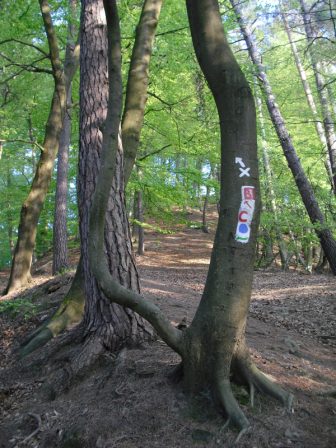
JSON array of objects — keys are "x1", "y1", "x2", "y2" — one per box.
[
  {"x1": 53, "y1": 0, "x2": 80, "y2": 275},
  {"x1": 79, "y1": 0, "x2": 153, "y2": 353},
  {"x1": 122, "y1": 0, "x2": 163, "y2": 184},
  {"x1": 230, "y1": 0, "x2": 336, "y2": 275},
  {"x1": 255, "y1": 85, "x2": 288, "y2": 268},
  {"x1": 4, "y1": 0, "x2": 67, "y2": 295}
]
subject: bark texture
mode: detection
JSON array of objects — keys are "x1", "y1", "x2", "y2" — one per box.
[
  {"x1": 79, "y1": 0, "x2": 153, "y2": 352},
  {"x1": 230, "y1": 0, "x2": 336, "y2": 275},
  {"x1": 122, "y1": 0, "x2": 163, "y2": 184},
  {"x1": 5, "y1": 0, "x2": 67, "y2": 294}
]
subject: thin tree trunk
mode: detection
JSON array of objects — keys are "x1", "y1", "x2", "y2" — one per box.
[
  {"x1": 202, "y1": 186, "x2": 209, "y2": 233},
  {"x1": 53, "y1": 0, "x2": 80, "y2": 275},
  {"x1": 4, "y1": 0, "x2": 67, "y2": 295},
  {"x1": 78, "y1": 0, "x2": 153, "y2": 356},
  {"x1": 299, "y1": 0, "x2": 336, "y2": 192},
  {"x1": 230, "y1": 0, "x2": 336, "y2": 275},
  {"x1": 280, "y1": 4, "x2": 334, "y2": 191},
  {"x1": 136, "y1": 190, "x2": 145, "y2": 255},
  {"x1": 255, "y1": 86, "x2": 288, "y2": 268}
]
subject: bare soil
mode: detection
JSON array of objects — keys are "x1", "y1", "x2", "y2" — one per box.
[{"x1": 0, "y1": 212, "x2": 335, "y2": 448}]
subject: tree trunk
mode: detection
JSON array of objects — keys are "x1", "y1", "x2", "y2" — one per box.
[
  {"x1": 183, "y1": 0, "x2": 291, "y2": 430},
  {"x1": 255, "y1": 85, "x2": 288, "y2": 268},
  {"x1": 19, "y1": 0, "x2": 161, "y2": 356},
  {"x1": 4, "y1": 0, "x2": 67, "y2": 295},
  {"x1": 136, "y1": 190, "x2": 145, "y2": 256},
  {"x1": 280, "y1": 4, "x2": 334, "y2": 191},
  {"x1": 53, "y1": 0, "x2": 80, "y2": 275},
  {"x1": 122, "y1": 0, "x2": 163, "y2": 184},
  {"x1": 78, "y1": 0, "x2": 153, "y2": 354},
  {"x1": 230, "y1": 0, "x2": 336, "y2": 275}
]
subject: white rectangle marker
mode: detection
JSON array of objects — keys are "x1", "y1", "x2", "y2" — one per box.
[{"x1": 235, "y1": 186, "x2": 255, "y2": 243}]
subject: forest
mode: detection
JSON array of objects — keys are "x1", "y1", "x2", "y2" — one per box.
[{"x1": 0, "y1": 0, "x2": 335, "y2": 447}]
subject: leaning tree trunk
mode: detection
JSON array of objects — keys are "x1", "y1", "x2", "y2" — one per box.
[
  {"x1": 299, "y1": 0, "x2": 336, "y2": 193},
  {"x1": 78, "y1": 0, "x2": 153, "y2": 356},
  {"x1": 4, "y1": 0, "x2": 67, "y2": 295},
  {"x1": 280, "y1": 4, "x2": 334, "y2": 191},
  {"x1": 122, "y1": 0, "x2": 163, "y2": 184},
  {"x1": 255, "y1": 85, "x2": 288, "y2": 268},
  {"x1": 230, "y1": 0, "x2": 336, "y2": 275},
  {"x1": 88, "y1": 0, "x2": 292, "y2": 435}
]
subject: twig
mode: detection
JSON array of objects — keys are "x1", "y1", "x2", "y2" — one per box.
[{"x1": 16, "y1": 413, "x2": 42, "y2": 446}]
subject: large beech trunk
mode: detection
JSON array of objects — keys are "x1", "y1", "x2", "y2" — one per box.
[
  {"x1": 5, "y1": 0, "x2": 67, "y2": 295},
  {"x1": 78, "y1": 0, "x2": 153, "y2": 352},
  {"x1": 182, "y1": 0, "x2": 291, "y2": 428},
  {"x1": 88, "y1": 0, "x2": 292, "y2": 434}
]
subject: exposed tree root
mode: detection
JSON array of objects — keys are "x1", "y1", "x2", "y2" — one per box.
[
  {"x1": 19, "y1": 264, "x2": 85, "y2": 358},
  {"x1": 211, "y1": 351, "x2": 293, "y2": 439},
  {"x1": 215, "y1": 376, "x2": 251, "y2": 431}
]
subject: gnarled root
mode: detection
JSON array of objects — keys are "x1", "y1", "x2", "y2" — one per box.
[
  {"x1": 213, "y1": 352, "x2": 293, "y2": 440},
  {"x1": 19, "y1": 269, "x2": 85, "y2": 358},
  {"x1": 215, "y1": 376, "x2": 250, "y2": 433},
  {"x1": 235, "y1": 355, "x2": 294, "y2": 412}
]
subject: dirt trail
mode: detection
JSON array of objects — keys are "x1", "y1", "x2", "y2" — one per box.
[{"x1": 0, "y1": 224, "x2": 335, "y2": 447}]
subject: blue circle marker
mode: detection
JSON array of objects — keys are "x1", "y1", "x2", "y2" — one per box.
[{"x1": 238, "y1": 223, "x2": 249, "y2": 234}]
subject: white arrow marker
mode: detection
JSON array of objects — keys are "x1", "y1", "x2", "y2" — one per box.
[
  {"x1": 239, "y1": 167, "x2": 250, "y2": 177},
  {"x1": 235, "y1": 157, "x2": 245, "y2": 168}
]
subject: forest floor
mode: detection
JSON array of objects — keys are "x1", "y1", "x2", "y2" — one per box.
[{"x1": 0, "y1": 209, "x2": 335, "y2": 448}]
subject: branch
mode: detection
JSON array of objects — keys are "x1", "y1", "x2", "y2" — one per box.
[
  {"x1": 0, "y1": 139, "x2": 45, "y2": 152},
  {"x1": 0, "y1": 38, "x2": 49, "y2": 57},
  {"x1": 137, "y1": 143, "x2": 171, "y2": 161},
  {"x1": 0, "y1": 51, "x2": 52, "y2": 74}
]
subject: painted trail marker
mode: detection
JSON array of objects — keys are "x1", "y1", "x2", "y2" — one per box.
[
  {"x1": 235, "y1": 157, "x2": 250, "y2": 177},
  {"x1": 235, "y1": 186, "x2": 255, "y2": 243}
]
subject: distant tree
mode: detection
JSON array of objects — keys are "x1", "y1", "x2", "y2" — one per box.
[
  {"x1": 53, "y1": 0, "x2": 80, "y2": 275},
  {"x1": 229, "y1": 0, "x2": 336, "y2": 275},
  {"x1": 4, "y1": 0, "x2": 67, "y2": 294}
]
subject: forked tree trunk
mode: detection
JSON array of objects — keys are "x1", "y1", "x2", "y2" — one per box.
[
  {"x1": 78, "y1": 0, "x2": 153, "y2": 354},
  {"x1": 89, "y1": 0, "x2": 292, "y2": 435},
  {"x1": 230, "y1": 0, "x2": 336, "y2": 275},
  {"x1": 19, "y1": 0, "x2": 162, "y2": 356},
  {"x1": 4, "y1": 0, "x2": 67, "y2": 295}
]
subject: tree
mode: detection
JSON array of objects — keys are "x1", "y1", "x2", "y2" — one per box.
[
  {"x1": 89, "y1": 0, "x2": 292, "y2": 434},
  {"x1": 19, "y1": 0, "x2": 163, "y2": 356},
  {"x1": 53, "y1": 0, "x2": 80, "y2": 275},
  {"x1": 4, "y1": 0, "x2": 67, "y2": 294},
  {"x1": 229, "y1": 0, "x2": 336, "y2": 275}
]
